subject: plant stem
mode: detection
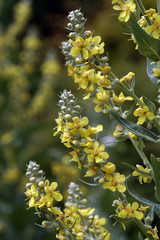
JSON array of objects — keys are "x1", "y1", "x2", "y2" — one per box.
[
  {"x1": 134, "y1": 218, "x2": 155, "y2": 240},
  {"x1": 109, "y1": 71, "x2": 160, "y2": 132},
  {"x1": 129, "y1": 136, "x2": 152, "y2": 170}
]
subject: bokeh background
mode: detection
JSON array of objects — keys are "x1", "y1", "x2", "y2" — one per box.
[{"x1": 0, "y1": 0, "x2": 159, "y2": 239}]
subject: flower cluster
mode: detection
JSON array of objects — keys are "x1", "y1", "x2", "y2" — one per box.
[
  {"x1": 54, "y1": 89, "x2": 127, "y2": 194},
  {"x1": 56, "y1": 182, "x2": 110, "y2": 240},
  {"x1": 25, "y1": 161, "x2": 63, "y2": 214},
  {"x1": 25, "y1": 162, "x2": 110, "y2": 240}
]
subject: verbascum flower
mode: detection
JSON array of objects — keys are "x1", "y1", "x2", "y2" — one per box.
[
  {"x1": 134, "y1": 105, "x2": 154, "y2": 125},
  {"x1": 113, "y1": 92, "x2": 133, "y2": 104},
  {"x1": 120, "y1": 72, "x2": 135, "y2": 82},
  {"x1": 84, "y1": 141, "x2": 109, "y2": 163},
  {"x1": 103, "y1": 172, "x2": 126, "y2": 193},
  {"x1": 145, "y1": 13, "x2": 160, "y2": 39},
  {"x1": 115, "y1": 201, "x2": 144, "y2": 220},
  {"x1": 112, "y1": 0, "x2": 136, "y2": 22},
  {"x1": 93, "y1": 87, "x2": 111, "y2": 112},
  {"x1": 132, "y1": 164, "x2": 150, "y2": 184},
  {"x1": 62, "y1": 9, "x2": 112, "y2": 100},
  {"x1": 25, "y1": 161, "x2": 63, "y2": 213},
  {"x1": 59, "y1": 182, "x2": 111, "y2": 240}
]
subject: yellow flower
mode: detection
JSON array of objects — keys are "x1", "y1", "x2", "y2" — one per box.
[
  {"x1": 145, "y1": 8, "x2": 156, "y2": 21},
  {"x1": 117, "y1": 202, "x2": 144, "y2": 220},
  {"x1": 88, "y1": 36, "x2": 105, "y2": 56},
  {"x1": 93, "y1": 87, "x2": 110, "y2": 112},
  {"x1": 133, "y1": 105, "x2": 154, "y2": 125},
  {"x1": 70, "y1": 36, "x2": 90, "y2": 59},
  {"x1": 66, "y1": 116, "x2": 89, "y2": 137},
  {"x1": 132, "y1": 164, "x2": 150, "y2": 184},
  {"x1": 24, "y1": 184, "x2": 39, "y2": 208},
  {"x1": 147, "y1": 226, "x2": 159, "y2": 239},
  {"x1": 145, "y1": 14, "x2": 160, "y2": 39},
  {"x1": 120, "y1": 72, "x2": 135, "y2": 82},
  {"x1": 78, "y1": 207, "x2": 95, "y2": 217},
  {"x1": 69, "y1": 151, "x2": 82, "y2": 169},
  {"x1": 44, "y1": 180, "x2": 63, "y2": 202},
  {"x1": 84, "y1": 141, "x2": 109, "y2": 163},
  {"x1": 101, "y1": 162, "x2": 116, "y2": 174},
  {"x1": 87, "y1": 124, "x2": 103, "y2": 135},
  {"x1": 113, "y1": 92, "x2": 133, "y2": 104},
  {"x1": 74, "y1": 66, "x2": 95, "y2": 89},
  {"x1": 84, "y1": 162, "x2": 98, "y2": 177},
  {"x1": 112, "y1": 0, "x2": 136, "y2": 22},
  {"x1": 103, "y1": 172, "x2": 126, "y2": 192},
  {"x1": 138, "y1": 16, "x2": 147, "y2": 27},
  {"x1": 98, "y1": 65, "x2": 111, "y2": 75},
  {"x1": 153, "y1": 67, "x2": 160, "y2": 77},
  {"x1": 95, "y1": 72, "x2": 111, "y2": 87},
  {"x1": 53, "y1": 115, "x2": 64, "y2": 136}
]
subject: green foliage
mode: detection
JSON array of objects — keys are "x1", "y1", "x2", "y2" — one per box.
[
  {"x1": 150, "y1": 154, "x2": 160, "y2": 202},
  {"x1": 104, "y1": 109, "x2": 159, "y2": 143},
  {"x1": 130, "y1": 15, "x2": 160, "y2": 61}
]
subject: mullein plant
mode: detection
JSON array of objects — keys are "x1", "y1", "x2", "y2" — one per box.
[
  {"x1": 25, "y1": 161, "x2": 110, "y2": 240},
  {"x1": 25, "y1": 1, "x2": 160, "y2": 240}
]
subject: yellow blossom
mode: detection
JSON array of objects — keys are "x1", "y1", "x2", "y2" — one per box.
[
  {"x1": 113, "y1": 92, "x2": 133, "y2": 104},
  {"x1": 147, "y1": 226, "x2": 159, "y2": 239},
  {"x1": 44, "y1": 180, "x2": 63, "y2": 202},
  {"x1": 66, "y1": 116, "x2": 89, "y2": 137},
  {"x1": 24, "y1": 184, "x2": 39, "y2": 208},
  {"x1": 84, "y1": 141, "x2": 109, "y2": 163},
  {"x1": 132, "y1": 164, "x2": 150, "y2": 184},
  {"x1": 145, "y1": 14, "x2": 160, "y2": 39},
  {"x1": 145, "y1": 8, "x2": 156, "y2": 21},
  {"x1": 70, "y1": 36, "x2": 90, "y2": 59},
  {"x1": 117, "y1": 202, "x2": 144, "y2": 220},
  {"x1": 153, "y1": 67, "x2": 160, "y2": 77},
  {"x1": 93, "y1": 87, "x2": 110, "y2": 112},
  {"x1": 133, "y1": 105, "x2": 154, "y2": 125},
  {"x1": 112, "y1": 0, "x2": 136, "y2": 22},
  {"x1": 88, "y1": 36, "x2": 105, "y2": 56},
  {"x1": 120, "y1": 72, "x2": 135, "y2": 82},
  {"x1": 74, "y1": 66, "x2": 95, "y2": 89},
  {"x1": 98, "y1": 65, "x2": 111, "y2": 75},
  {"x1": 101, "y1": 162, "x2": 116, "y2": 174},
  {"x1": 103, "y1": 172, "x2": 126, "y2": 192},
  {"x1": 84, "y1": 162, "x2": 98, "y2": 177}
]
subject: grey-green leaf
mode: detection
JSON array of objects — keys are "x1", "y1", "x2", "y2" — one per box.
[
  {"x1": 130, "y1": 15, "x2": 160, "y2": 61},
  {"x1": 126, "y1": 177, "x2": 160, "y2": 218},
  {"x1": 138, "y1": 232, "x2": 143, "y2": 240},
  {"x1": 157, "y1": 0, "x2": 160, "y2": 14},
  {"x1": 150, "y1": 154, "x2": 160, "y2": 202},
  {"x1": 147, "y1": 58, "x2": 160, "y2": 86},
  {"x1": 104, "y1": 109, "x2": 159, "y2": 143},
  {"x1": 143, "y1": 95, "x2": 156, "y2": 112}
]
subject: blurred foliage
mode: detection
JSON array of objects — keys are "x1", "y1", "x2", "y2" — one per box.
[{"x1": 0, "y1": 0, "x2": 159, "y2": 240}]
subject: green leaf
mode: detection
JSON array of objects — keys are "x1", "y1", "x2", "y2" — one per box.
[
  {"x1": 143, "y1": 95, "x2": 156, "y2": 112},
  {"x1": 146, "y1": 206, "x2": 154, "y2": 225},
  {"x1": 120, "y1": 22, "x2": 132, "y2": 33},
  {"x1": 147, "y1": 58, "x2": 160, "y2": 86},
  {"x1": 157, "y1": 0, "x2": 160, "y2": 14},
  {"x1": 150, "y1": 154, "x2": 160, "y2": 202},
  {"x1": 104, "y1": 109, "x2": 159, "y2": 143},
  {"x1": 138, "y1": 232, "x2": 143, "y2": 240},
  {"x1": 111, "y1": 215, "x2": 132, "y2": 223},
  {"x1": 122, "y1": 162, "x2": 151, "y2": 177},
  {"x1": 130, "y1": 15, "x2": 160, "y2": 61},
  {"x1": 126, "y1": 177, "x2": 160, "y2": 218}
]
